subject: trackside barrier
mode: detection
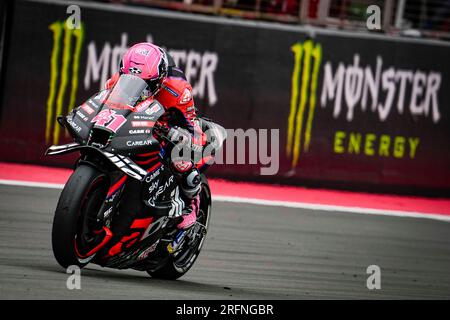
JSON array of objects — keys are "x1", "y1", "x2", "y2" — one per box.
[{"x1": 0, "y1": 0, "x2": 449, "y2": 195}]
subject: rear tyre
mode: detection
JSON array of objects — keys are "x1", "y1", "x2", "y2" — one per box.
[
  {"x1": 147, "y1": 176, "x2": 211, "y2": 280},
  {"x1": 52, "y1": 164, "x2": 109, "y2": 269}
]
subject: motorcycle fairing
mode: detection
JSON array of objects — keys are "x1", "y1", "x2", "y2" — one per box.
[
  {"x1": 67, "y1": 91, "x2": 165, "y2": 155},
  {"x1": 46, "y1": 144, "x2": 148, "y2": 181}
]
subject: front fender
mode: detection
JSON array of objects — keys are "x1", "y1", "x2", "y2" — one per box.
[{"x1": 45, "y1": 143, "x2": 148, "y2": 181}]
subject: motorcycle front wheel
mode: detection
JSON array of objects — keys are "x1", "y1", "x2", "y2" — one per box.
[{"x1": 52, "y1": 164, "x2": 109, "y2": 268}]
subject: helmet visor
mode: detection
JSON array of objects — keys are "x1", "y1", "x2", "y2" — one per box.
[{"x1": 146, "y1": 77, "x2": 162, "y2": 96}]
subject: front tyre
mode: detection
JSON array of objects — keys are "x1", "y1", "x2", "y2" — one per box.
[
  {"x1": 147, "y1": 176, "x2": 211, "y2": 280},
  {"x1": 52, "y1": 164, "x2": 109, "y2": 269}
]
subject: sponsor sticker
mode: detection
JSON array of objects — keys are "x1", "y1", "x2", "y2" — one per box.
[
  {"x1": 126, "y1": 139, "x2": 153, "y2": 147},
  {"x1": 136, "y1": 48, "x2": 150, "y2": 56},
  {"x1": 128, "y1": 129, "x2": 151, "y2": 134},
  {"x1": 135, "y1": 99, "x2": 152, "y2": 112},
  {"x1": 76, "y1": 110, "x2": 88, "y2": 121},
  {"x1": 81, "y1": 103, "x2": 95, "y2": 115},
  {"x1": 132, "y1": 121, "x2": 155, "y2": 128},
  {"x1": 133, "y1": 115, "x2": 154, "y2": 120},
  {"x1": 137, "y1": 240, "x2": 160, "y2": 261},
  {"x1": 148, "y1": 181, "x2": 159, "y2": 193},
  {"x1": 163, "y1": 85, "x2": 179, "y2": 97},
  {"x1": 145, "y1": 165, "x2": 162, "y2": 183},
  {"x1": 66, "y1": 116, "x2": 82, "y2": 133},
  {"x1": 180, "y1": 88, "x2": 192, "y2": 104},
  {"x1": 145, "y1": 104, "x2": 162, "y2": 115},
  {"x1": 129, "y1": 67, "x2": 142, "y2": 74}
]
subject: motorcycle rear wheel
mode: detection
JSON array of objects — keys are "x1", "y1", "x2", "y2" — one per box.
[{"x1": 147, "y1": 176, "x2": 211, "y2": 280}]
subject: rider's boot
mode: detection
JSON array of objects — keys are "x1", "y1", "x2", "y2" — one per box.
[
  {"x1": 177, "y1": 194, "x2": 200, "y2": 230},
  {"x1": 171, "y1": 161, "x2": 201, "y2": 230}
]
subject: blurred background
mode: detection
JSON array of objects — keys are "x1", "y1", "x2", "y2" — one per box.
[
  {"x1": 0, "y1": 0, "x2": 449, "y2": 196},
  {"x1": 102, "y1": 0, "x2": 450, "y2": 40}
]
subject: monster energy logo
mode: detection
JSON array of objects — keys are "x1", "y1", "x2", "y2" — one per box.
[
  {"x1": 46, "y1": 20, "x2": 84, "y2": 145},
  {"x1": 286, "y1": 40, "x2": 322, "y2": 168}
]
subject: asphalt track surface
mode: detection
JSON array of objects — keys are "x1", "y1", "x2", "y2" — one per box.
[{"x1": 1, "y1": 184, "x2": 450, "y2": 299}]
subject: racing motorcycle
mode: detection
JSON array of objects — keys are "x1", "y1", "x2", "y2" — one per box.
[{"x1": 46, "y1": 74, "x2": 226, "y2": 279}]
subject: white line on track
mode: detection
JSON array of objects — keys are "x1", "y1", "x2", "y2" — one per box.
[
  {"x1": 1, "y1": 179, "x2": 449, "y2": 222},
  {"x1": 0, "y1": 179, "x2": 65, "y2": 189},
  {"x1": 214, "y1": 195, "x2": 450, "y2": 222}
]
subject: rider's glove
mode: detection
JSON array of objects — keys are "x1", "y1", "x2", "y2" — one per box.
[{"x1": 167, "y1": 126, "x2": 192, "y2": 146}]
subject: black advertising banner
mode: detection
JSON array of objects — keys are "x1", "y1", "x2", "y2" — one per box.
[{"x1": 0, "y1": 0, "x2": 449, "y2": 194}]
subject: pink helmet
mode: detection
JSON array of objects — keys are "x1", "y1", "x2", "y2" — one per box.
[{"x1": 120, "y1": 42, "x2": 168, "y2": 95}]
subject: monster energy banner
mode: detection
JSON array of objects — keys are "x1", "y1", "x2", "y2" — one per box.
[{"x1": 0, "y1": 0, "x2": 449, "y2": 194}]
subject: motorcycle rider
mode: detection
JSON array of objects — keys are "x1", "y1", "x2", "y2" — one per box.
[{"x1": 105, "y1": 42, "x2": 207, "y2": 231}]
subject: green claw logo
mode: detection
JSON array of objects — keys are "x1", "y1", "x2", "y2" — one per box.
[
  {"x1": 46, "y1": 19, "x2": 84, "y2": 145},
  {"x1": 286, "y1": 40, "x2": 322, "y2": 168}
]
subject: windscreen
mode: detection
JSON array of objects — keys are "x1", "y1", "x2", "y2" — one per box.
[{"x1": 103, "y1": 74, "x2": 148, "y2": 109}]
